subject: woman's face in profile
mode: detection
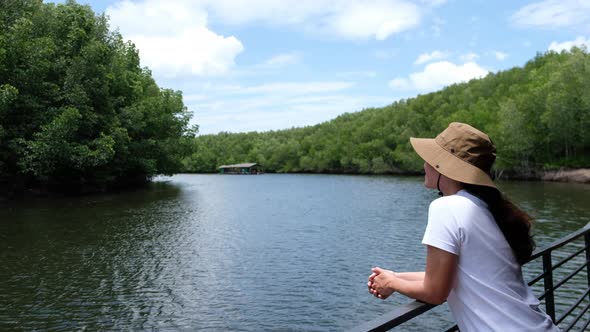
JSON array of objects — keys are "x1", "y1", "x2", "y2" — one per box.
[{"x1": 423, "y1": 162, "x2": 439, "y2": 189}]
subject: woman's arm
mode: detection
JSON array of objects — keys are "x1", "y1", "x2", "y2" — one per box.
[
  {"x1": 394, "y1": 272, "x2": 425, "y2": 281},
  {"x1": 368, "y1": 246, "x2": 457, "y2": 304},
  {"x1": 369, "y1": 272, "x2": 424, "y2": 284}
]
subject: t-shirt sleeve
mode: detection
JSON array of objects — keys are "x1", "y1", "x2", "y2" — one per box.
[{"x1": 422, "y1": 199, "x2": 460, "y2": 255}]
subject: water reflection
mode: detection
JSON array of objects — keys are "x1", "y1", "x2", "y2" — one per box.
[
  {"x1": 499, "y1": 180, "x2": 590, "y2": 247},
  {"x1": 0, "y1": 175, "x2": 588, "y2": 331}
]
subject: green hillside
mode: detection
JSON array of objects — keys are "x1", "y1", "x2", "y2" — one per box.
[{"x1": 183, "y1": 49, "x2": 590, "y2": 175}]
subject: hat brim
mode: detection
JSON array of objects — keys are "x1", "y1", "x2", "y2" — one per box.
[{"x1": 410, "y1": 137, "x2": 496, "y2": 188}]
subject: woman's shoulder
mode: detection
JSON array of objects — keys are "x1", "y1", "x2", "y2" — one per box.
[
  {"x1": 430, "y1": 193, "x2": 473, "y2": 209},
  {"x1": 429, "y1": 192, "x2": 485, "y2": 220}
]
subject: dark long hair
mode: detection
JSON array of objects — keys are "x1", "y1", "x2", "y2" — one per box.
[{"x1": 462, "y1": 183, "x2": 535, "y2": 265}]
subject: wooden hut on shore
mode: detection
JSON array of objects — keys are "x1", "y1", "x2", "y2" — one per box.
[{"x1": 218, "y1": 163, "x2": 262, "y2": 174}]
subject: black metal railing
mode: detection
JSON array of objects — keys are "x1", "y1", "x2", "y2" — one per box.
[{"x1": 349, "y1": 222, "x2": 590, "y2": 332}]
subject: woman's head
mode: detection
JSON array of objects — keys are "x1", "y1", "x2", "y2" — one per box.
[
  {"x1": 423, "y1": 162, "x2": 463, "y2": 195},
  {"x1": 410, "y1": 122, "x2": 496, "y2": 188},
  {"x1": 423, "y1": 162, "x2": 440, "y2": 189}
]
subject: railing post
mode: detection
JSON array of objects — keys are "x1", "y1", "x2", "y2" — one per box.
[
  {"x1": 585, "y1": 232, "x2": 590, "y2": 303},
  {"x1": 542, "y1": 252, "x2": 555, "y2": 323}
]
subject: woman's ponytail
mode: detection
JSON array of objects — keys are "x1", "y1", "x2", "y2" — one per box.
[{"x1": 463, "y1": 184, "x2": 535, "y2": 265}]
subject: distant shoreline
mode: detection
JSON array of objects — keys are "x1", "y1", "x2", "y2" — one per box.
[
  {"x1": 492, "y1": 168, "x2": 590, "y2": 184},
  {"x1": 192, "y1": 168, "x2": 590, "y2": 184},
  {"x1": 540, "y1": 168, "x2": 590, "y2": 184},
  {"x1": 3, "y1": 168, "x2": 588, "y2": 199}
]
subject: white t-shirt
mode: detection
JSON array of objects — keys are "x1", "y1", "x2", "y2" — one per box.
[{"x1": 422, "y1": 190, "x2": 559, "y2": 332}]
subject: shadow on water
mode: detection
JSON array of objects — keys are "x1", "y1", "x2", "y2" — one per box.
[
  {"x1": 498, "y1": 180, "x2": 590, "y2": 246},
  {"x1": 0, "y1": 181, "x2": 185, "y2": 331}
]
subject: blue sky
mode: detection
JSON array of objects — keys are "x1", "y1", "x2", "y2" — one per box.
[{"x1": 49, "y1": 0, "x2": 590, "y2": 134}]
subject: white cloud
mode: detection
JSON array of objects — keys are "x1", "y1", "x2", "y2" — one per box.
[
  {"x1": 183, "y1": 80, "x2": 394, "y2": 134},
  {"x1": 130, "y1": 28, "x2": 243, "y2": 77},
  {"x1": 414, "y1": 50, "x2": 449, "y2": 64},
  {"x1": 196, "y1": 0, "x2": 424, "y2": 40},
  {"x1": 105, "y1": 0, "x2": 435, "y2": 78},
  {"x1": 493, "y1": 51, "x2": 508, "y2": 60},
  {"x1": 107, "y1": 0, "x2": 207, "y2": 36},
  {"x1": 548, "y1": 36, "x2": 590, "y2": 52},
  {"x1": 324, "y1": 1, "x2": 421, "y2": 40},
  {"x1": 389, "y1": 61, "x2": 489, "y2": 93},
  {"x1": 421, "y1": 0, "x2": 447, "y2": 6},
  {"x1": 263, "y1": 52, "x2": 303, "y2": 67},
  {"x1": 460, "y1": 52, "x2": 479, "y2": 62},
  {"x1": 239, "y1": 81, "x2": 355, "y2": 95},
  {"x1": 202, "y1": 0, "x2": 320, "y2": 25},
  {"x1": 226, "y1": 53, "x2": 303, "y2": 77},
  {"x1": 192, "y1": 94, "x2": 393, "y2": 134},
  {"x1": 511, "y1": 0, "x2": 590, "y2": 29},
  {"x1": 201, "y1": 81, "x2": 355, "y2": 96},
  {"x1": 389, "y1": 78, "x2": 411, "y2": 90},
  {"x1": 106, "y1": 0, "x2": 243, "y2": 77}
]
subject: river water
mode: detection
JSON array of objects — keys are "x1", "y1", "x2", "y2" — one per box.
[{"x1": 1, "y1": 174, "x2": 589, "y2": 331}]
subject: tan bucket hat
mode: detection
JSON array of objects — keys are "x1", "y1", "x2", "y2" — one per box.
[{"x1": 410, "y1": 122, "x2": 497, "y2": 188}]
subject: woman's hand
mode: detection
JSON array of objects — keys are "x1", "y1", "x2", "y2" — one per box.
[
  {"x1": 367, "y1": 267, "x2": 397, "y2": 299},
  {"x1": 367, "y1": 247, "x2": 457, "y2": 304}
]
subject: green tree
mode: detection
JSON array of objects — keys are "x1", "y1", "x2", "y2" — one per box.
[{"x1": 0, "y1": 0, "x2": 195, "y2": 193}]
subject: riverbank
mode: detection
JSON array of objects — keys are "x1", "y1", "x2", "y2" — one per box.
[
  {"x1": 496, "y1": 168, "x2": 590, "y2": 184},
  {"x1": 270, "y1": 168, "x2": 590, "y2": 184},
  {"x1": 191, "y1": 168, "x2": 590, "y2": 184},
  {"x1": 541, "y1": 168, "x2": 590, "y2": 184}
]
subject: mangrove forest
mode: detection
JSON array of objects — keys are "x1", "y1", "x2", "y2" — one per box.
[{"x1": 183, "y1": 49, "x2": 590, "y2": 175}]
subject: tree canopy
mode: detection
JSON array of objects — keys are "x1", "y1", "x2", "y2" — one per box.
[
  {"x1": 0, "y1": 0, "x2": 195, "y2": 193},
  {"x1": 183, "y1": 49, "x2": 590, "y2": 175}
]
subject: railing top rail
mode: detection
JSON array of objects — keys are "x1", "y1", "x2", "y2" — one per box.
[
  {"x1": 348, "y1": 301, "x2": 436, "y2": 332},
  {"x1": 529, "y1": 222, "x2": 590, "y2": 261}
]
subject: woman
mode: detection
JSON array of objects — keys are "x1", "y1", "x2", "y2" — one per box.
[{"x1": 367, "y1": 122, "x2": 559, "y2": 331}]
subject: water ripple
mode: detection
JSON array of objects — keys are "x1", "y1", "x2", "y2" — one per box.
[{"x1": 0, "y1": 175, "x2": 588, "y2": 331}]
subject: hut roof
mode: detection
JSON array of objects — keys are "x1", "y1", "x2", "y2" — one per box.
[{"x1": 218, "y1": 163, "x2": 259, "y2": 169}]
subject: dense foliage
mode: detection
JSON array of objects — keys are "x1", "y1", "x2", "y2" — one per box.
[
  {"x1": 0, "y1": 0, "x2": 195, "y2": 193},
  {"x1": 184, "y1": 49, "x2": 590, "y2": 175}
]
